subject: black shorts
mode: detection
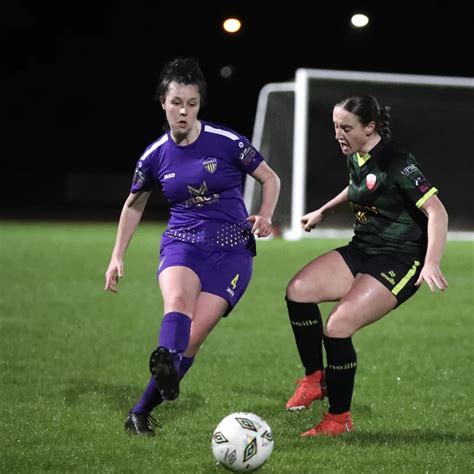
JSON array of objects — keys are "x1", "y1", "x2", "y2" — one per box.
[{"x1": 335, "y1": 244, "x2": 423, "y2": 306}]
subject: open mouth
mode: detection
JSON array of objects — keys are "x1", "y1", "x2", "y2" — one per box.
[{"x1": 339, "y1": 142, "x2": 350, "y2": 153}]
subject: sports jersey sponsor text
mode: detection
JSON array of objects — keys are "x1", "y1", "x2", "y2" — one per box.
[
  {"x1": 164, "y1": 172, "x2": 176, "y2": 180},
  {"x1": 239, "y1": 146, "x2": 256, "y2": 166},
  {"x1": 350, "y1": 202, "x2": 379, "y2": 223},
  {"x1": 185, "y1": 181, "x2": 220, "y2": 207},
  {"x1": 401, "y1": 164, "x2": 419, "y2": 176}
]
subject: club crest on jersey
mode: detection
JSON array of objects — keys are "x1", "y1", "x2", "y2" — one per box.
[
  {"x1": 366, "y1": 173, "x2": 377, "y2": 190},
  {"x1": 203, "y1": 157, "x2": 217, "y2": 174}
]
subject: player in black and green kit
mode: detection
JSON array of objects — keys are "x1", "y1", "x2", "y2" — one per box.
[{"x1": 284, "y1": 95, "x2": 449, "y2": 437}]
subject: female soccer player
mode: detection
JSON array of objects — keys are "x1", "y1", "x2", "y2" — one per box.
[
  {"x1": 104, "y1": 58, "x2": 280, "y2": 435},
  {"x1": 284, "y1": 94, "x2": 448, "y2": 436}
]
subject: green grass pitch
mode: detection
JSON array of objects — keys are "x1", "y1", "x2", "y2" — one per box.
[{"x1": 1, "y1": 222, "x2": 472, "y2": 473}]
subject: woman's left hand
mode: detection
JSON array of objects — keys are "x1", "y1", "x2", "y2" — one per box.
[
  {"x1": 247, "y1": 215, "x2": 272, "y2": 238},
  {"x1": 415, "y1": 261, "x2": 448, "y2": 292}
]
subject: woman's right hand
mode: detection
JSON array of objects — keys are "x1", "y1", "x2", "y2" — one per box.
[
  {"x1": 301, "y1": 209, "x2": 324, "y2": 232},
  {"x1": 104, "y1": 258, "x2": 124, "y2": 293}
]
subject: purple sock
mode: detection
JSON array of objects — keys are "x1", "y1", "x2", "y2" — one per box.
[
  {"x1": 159, "y1": 312, "x2": 192, "y2": 369},
  {"x1": 132, "y1": 376, "x2": 163, "y2": 414},
  {"x1": 132, "y1": 356, "x2": 196, "y2": 414},
  {"x1": 179, "y1": 355, "x2": 195, "y2": 380}
]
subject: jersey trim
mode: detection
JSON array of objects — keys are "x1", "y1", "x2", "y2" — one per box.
[
  {"x1": 392, "y1": 260, "x2": 420, "y2": 295},
  {"x1": 204, "y1": 124, "x2": 239, "y2": 141},
  {"x1": 416, "y1": 187, "x2": 438, "y2": 208},
  {"x1": 140, "y1": 135, "x2": 168, "y2": 161},
  {"x1": 356, "y1": 152, "x2": 371, "y2": 167}
]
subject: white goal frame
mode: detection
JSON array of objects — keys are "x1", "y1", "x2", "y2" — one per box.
[{"x1": 245, "y1": 69, "x2": 474, "y2": 240}]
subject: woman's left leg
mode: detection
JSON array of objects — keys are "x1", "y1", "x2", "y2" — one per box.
[{"x1": 302, "y1": 274, "x2": 397, "y2": 437}]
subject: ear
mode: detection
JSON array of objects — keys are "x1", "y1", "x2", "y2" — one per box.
[
  {"x1": 365, "y1": 121, "x2": 376, "y2": 136},
  {"x1": 160, "y1": 97, "x2": 166, "y2": 110}
]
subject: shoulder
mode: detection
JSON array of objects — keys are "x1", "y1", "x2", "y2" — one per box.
[
  {"x1": 379, "y1": 142, "x2": 417, "y2": 173},
  {"x1": 201, "y1": 121, "x2": 246, "y2": 143},
  {"x1": 139, "y1": 132, "x2": 169, "y2": 163}
]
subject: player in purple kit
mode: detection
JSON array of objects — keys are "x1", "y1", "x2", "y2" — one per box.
[{"x1": 104, "y1": 58, "x2": 280, "y2": 436}]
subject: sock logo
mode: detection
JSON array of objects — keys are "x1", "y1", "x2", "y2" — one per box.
[
  {"x1": 327, "y1": 362, "x2": 357, "y2": 370},
  {"x1": 291, "y1": 319, "x2": 319, "y2": 327}
]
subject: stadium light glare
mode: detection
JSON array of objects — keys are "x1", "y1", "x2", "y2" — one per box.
[
  {"x1": 223, "y1": 18, "x2": 242, "y2": 33},
  {"x1": 351, "y1": 14, "x2": 369, "y2": 28}
]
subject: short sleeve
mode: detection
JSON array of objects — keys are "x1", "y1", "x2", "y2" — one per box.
[
  {"x1": 233, "y1": 137, "x2": 264, "y2": 174},
  {"x1": 390, "y1": 154, "x2": 438, "y2": 208},
  {"x1": 130, "y1": 154, "x2": 155, "y2": 194}
]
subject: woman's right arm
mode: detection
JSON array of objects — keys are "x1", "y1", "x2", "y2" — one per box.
[
  {"x1": 301, "y1": 186, "x2": 349, "y2": 232},
  {"x1": 104, "y1": 191, "x2": 151, "y2": 292}
]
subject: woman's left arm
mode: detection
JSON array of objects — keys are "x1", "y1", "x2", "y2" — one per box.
[
  {"x1": 247, "y1": 162, "x2": 281, "y2": 237},
  {"x1": 416, "y1": 195, "x2": 449, "y2": 291}
]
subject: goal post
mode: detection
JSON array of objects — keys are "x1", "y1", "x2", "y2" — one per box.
[{"x1": 245, "y1": 69, "x2": 474, "y2": 239}]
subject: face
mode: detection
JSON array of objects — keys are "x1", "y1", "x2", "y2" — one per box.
[
  {"x1": 333, "y1": 106, "x2": 376, "y2": 155},
  {"x1": 161, "y1": 82, "x2": 201, "y2": 141}
]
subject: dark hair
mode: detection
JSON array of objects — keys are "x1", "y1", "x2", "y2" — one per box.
[
  {"x1": 336, "y1": 95, "x2": 392, "y2": 142},
  {"x1": 155, "y1": 57, "x2": 207, "y2": 106}
]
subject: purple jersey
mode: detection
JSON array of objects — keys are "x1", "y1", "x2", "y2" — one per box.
[{"x1": 130, "y1": 121, "x2": 264, "y2": 254}]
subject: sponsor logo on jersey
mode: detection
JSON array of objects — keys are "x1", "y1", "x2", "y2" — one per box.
[
  {"x1": 132, "y1": 168, "x2": 145, "y2": 188},
  {"x1": 239, "y1": 146, "x2": 256, "y2": 166},
  {"x1": 414, "y1": 177, "x2": 430, "y2": 193},
  {"x1": 401, "y1": 164, "x2": 418, "y2": 176},
  {"x1": 203, "y1": 157, "x2": 217, "y2": 173},
  {"x1": 185, "y1": 181, "x2": 220, "y2": 207},
  {"x1": 366, "y1": 173, "x2": 377, "y2": 190},
  {"x1": 164, "y1": 172, "x2": 176, "y2": 180},
  {"x1": 350, "y1": 202, "x2": 379, "y2": 223}
]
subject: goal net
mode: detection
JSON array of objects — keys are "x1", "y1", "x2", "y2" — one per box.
[{"x1": 244, "y1": 69, "x2": 474, "y2": 239}]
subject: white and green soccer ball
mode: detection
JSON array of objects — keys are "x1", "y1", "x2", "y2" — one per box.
[{"x1": 211, "y1": 412, "x2": 274, "y2": 472}]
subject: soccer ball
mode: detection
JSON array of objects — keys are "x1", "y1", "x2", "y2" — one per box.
[{"x1": 211, "y1": 412, "x2": 274, "y2": 472}]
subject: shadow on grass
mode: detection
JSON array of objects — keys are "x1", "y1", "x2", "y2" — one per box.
[
  {"x1": 62, "y1": 378, "x2": 205, "y2": 419},
  {"x1": 343, "y1": 430, "x2": 474, "y2": 445}
]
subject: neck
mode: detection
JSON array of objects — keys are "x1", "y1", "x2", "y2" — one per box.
[
  {"x1": 361, "y1": 134, "x2": 382, "y2": 154},
  {"x1": 172, "y1": 120, "x2": 201, "y2": 146}
]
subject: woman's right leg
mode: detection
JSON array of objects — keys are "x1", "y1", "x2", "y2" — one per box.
[
  {"x1": 125, "y1": 266, "x2": 201, "y2": 435},
  {"x1": 285, "y1": 250, "x2": 354, "y2": 410}
]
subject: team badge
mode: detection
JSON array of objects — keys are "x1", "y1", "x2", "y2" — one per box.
[
  {"x1": 203, "y1": 157, "x2": 217, "y2": 173},
  {"x1": 366, "y1": 173, "x2": 377, "y2": 190}
]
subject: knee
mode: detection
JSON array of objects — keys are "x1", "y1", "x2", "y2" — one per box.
[
  {"x1": 325, "y1": 306, "x2": 354, "y2": 338},
  {"x1": 286, "y1": 277, "x2": 307, "y2": 302},
  {"x1": 165, "y1": 293, "x2": 192, "y2": 314},
  {"x1": 286, "y1": 278, "x2": 323, "y2": 304}
]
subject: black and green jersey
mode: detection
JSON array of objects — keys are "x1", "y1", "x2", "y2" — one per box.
[{"x1": 347, "y1": 140, "x2": 437, "y2": 260}]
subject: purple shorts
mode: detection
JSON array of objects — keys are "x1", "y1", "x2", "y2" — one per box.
[{"x1": 158, "y1": 241, "x2": 253, "y2": 316}]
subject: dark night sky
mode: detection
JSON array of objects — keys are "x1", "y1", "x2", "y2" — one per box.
[{"x1": 2, "y1": 1, "x2": 472, "y2": 180}]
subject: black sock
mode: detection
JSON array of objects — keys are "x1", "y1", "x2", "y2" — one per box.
[
  {"x1": 324, "y1": 336, "x2": 357, "y2": 414},
  {"x1": 286, "y1": 298, "x2": 324, "y2": 375}
]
